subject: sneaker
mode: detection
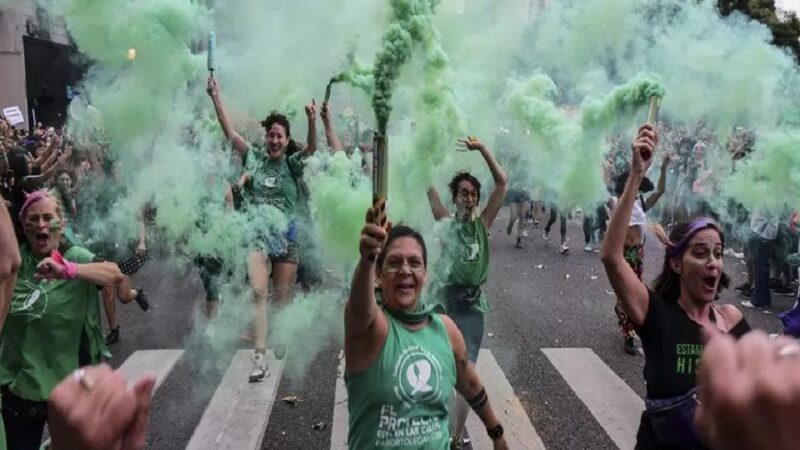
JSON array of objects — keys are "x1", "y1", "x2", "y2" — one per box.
[
  {"x1": 560, "y1": 243, "x2": 570, "y2": 254},
  {"x1": 534, "y1": 219, "x2": 540, "y2": 227},
  {"x1": 734, "y1": 282, "x2": 751, "y2": 292},
  {"x1": 738, "y1": 287, "x2": 753, "y2": 299},
  {"x1": 134, "y1": 288, "x2": 149, "y2": 312},
  {"x1": 522, "y1": 230, "x2": 529, "y2": 238},
  {"x1": 105, "y1": 327, "x2": 120, "y2": 345},
  {"x1": 724, "y1": 248, "x2": 734, "y2": 257},
  {"x1": 543, "y1": 231, "x2": 551, "y2": 241},
  {"x1": 733, "y1": 251, "x2": 745, "y2": 259},
  {"x1": 515, "y1": 237, "x2": 524, "y2": 249},
  {"x1": 249, "y1": 351, "x2": 269, "y2": 383},
  {"x1": 584, "y1": 243, "x2": 592, "y2": 253},
  {"x1": 624, "y1": 337, "x2": 636, "y2": 355},
  {"x1": 740, "y1": 300, "x2": 766, "y2": 308}
]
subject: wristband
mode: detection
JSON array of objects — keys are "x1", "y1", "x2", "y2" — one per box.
[{"x1": 51, "y1": 250, "x2": 79, "y2": 280}]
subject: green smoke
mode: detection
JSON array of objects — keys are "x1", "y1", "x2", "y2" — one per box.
[
  {"x1": 304, "y1": 150, "x2": 371, "y2": 271},
  {"x1": 503, "y1": 73, "x2": 665, "y2": 207},
  {"x1": 581, "y1": 75, "x2": 665, "y2": 130},
  {"x1": 329, "y1": 55, "x2": 374, "y2": 97}
]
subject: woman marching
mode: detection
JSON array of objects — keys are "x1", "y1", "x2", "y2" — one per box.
[
  {"x1": 425, "y1": 136, "x2": 507, "y2": 449},
  {"x1": 345, "y1": 207, "x2": 509, "y2": 450},
  {"x1": 208, "y1": 76, "x2": 316, "y2": 382},
  {"x1": 609, "y1": 154, "x2": 670, "y2": 354},
  {"x1": 601, "y1": 124, "x2": 750, "y2": 450},
  {"x1": 0, "y1": 190, "x2": 122, "y2": 450}
]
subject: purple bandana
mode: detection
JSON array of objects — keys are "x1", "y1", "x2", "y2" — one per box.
[{"x1": 665, "y1": 217, "x2": 720, "y2": 258}]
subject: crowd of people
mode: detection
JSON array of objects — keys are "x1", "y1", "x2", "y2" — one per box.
[{"x1": 2, "y1": 76, "x2": 800, "y2": 450}]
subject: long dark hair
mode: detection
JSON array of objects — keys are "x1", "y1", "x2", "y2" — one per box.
[
  {"x1": 651, "y1": 219, "x2": 730, "y2": 302},
  {"x1": 376, "y1": 225, "x2": 427, "y2": 270}
]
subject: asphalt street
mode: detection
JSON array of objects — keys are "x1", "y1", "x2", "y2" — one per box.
[{"x1": 106, "y1": 210, "x2": 788, "y2": 450}]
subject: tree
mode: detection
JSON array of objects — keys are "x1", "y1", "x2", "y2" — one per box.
[{"x1": 718, "y1": 0, "x2": 800, "y2": 62}]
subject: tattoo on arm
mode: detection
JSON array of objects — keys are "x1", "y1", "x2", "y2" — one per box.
[{"x1": 468, "y1": 387, "x2": 488, "y2": 411}]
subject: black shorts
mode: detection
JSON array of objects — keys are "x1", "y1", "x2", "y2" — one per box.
[{"x1": 194, "y1": 256, "x2": 227, "y2": 302}]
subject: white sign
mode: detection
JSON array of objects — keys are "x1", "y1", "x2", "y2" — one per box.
[{"x1": 2, "y1": 106, "x2": 25, "y2": 126}]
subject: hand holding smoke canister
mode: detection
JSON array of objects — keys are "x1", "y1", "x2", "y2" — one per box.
[
  {"x1": 372, "y1": 133, "x2": 389, "y2": 229},
  {"x1": 207, "y1": 31, "x2": 216, "y2": 74},
  {"x1": 642, "y1": 96, "x2": 661, "y2": 161}
]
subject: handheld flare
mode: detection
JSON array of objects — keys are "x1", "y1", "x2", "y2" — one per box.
[
  {"x1": 642, "y1": 96, "x2": 662, "y2": 161},
  {"x1": 646, "y1": 96, "x2": 661, "y2": 126},
  {"x1": 207, "y1": 31, "x2": 216, "y2": 75},
  {"x1": 372, "y1": 133, "x2": 388, "y2": 229},
  {"x1": 324, "y1": 80, "x2": 333, "y2": 105}
]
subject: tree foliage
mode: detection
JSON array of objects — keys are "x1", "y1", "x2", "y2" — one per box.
[{"x1": 718, "y1": 0, "x2": 800, "y2": 62}]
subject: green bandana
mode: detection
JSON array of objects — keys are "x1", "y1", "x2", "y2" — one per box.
[{"x1": 375, "y1": 289, "x2": 443, "y2": 324}]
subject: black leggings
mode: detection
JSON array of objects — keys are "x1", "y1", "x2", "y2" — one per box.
[
  {"x1": 583, "y1": 205, "x2": 608, "y2": 244},
  {"x1": 1, "y1": 387, "x2": 47, "y2": 450},
  {"x1": 545, "y1": 205, "x2": 567, "y2": 242}
]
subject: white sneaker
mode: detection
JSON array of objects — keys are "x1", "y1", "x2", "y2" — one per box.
[
  {"x1": 560, "y1": 244, "x2": 570, "y2": 254},
  {"x1": 204, "y1": 323, "x2": 216, "y2": 339},
  {"x1": 584, "y1": 243, "x2": 592, "y2": 253},
  {"x1": 249, "y1": 351, "x2": 269, "y2": 383},
  {"x1": 740, "y1": 300, "x2": 756, "y2": 308}
]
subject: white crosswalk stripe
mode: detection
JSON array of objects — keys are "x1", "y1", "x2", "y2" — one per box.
[
  {"x1": 118, "y1": 349, "x2": 184, "y2": 391},
  {"x1": 543, "y1": 348, "x2": 644, "y2": 450},
  {"x1": 465, "y1": 349, "x2": 546, "y2": 450},
  {"x1": 186, "y1": 350, "x2": 284, "y2": 450},
  {"x1": 116, "y1": 346, "x2": 645, "y2": 449},
  {"x1": 330, "y1": 352, "x2": 349, "y2": 450}
]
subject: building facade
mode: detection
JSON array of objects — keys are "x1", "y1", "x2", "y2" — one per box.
[{"x1": 0, "y1": 0, "x2": 79, "y2": 128}]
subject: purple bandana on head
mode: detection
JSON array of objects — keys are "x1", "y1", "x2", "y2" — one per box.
[{"x1": 665, "y1": 217, "x2": 720, "y2": 258}]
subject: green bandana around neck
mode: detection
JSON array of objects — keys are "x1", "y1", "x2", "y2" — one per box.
[{"x1": 375, "y1": 288, "x2": 443, "y2": 324}]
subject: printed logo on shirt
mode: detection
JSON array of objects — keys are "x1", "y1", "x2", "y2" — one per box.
[
  {"x1": 13, "y1": 280, "x2": 49, "y2": 318},
  {"x1": 465, "y1": 243, "x2": 480, "y2": 262},
  {"x1": 394, "y1": 345, "x2": 444, "y2": 405},
  {"x1": 675, "y1": 343, "x2": 702, "y2": 375},
  {"x1": 373, "y1": 346, "x2": 447, "y2": 447},
  {"x1": 264, "y1": 175, "x2": 281, "y2": 189}
]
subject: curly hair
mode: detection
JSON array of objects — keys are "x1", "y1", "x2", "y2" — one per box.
[
  {"x1": 448, "y1": 171, "x2": 481, "y2": 203},
  {"x1": 260, "y1": 111, "x2": 291, "y2": 138}
]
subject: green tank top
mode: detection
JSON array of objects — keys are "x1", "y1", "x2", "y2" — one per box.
[
  {"x1": 439, "y1": 218, "x2": 490, "y2": 312},
  {"x1": 0, "y1": 244, "x2": 110, "y2": 401},
  {"x1": 346, "y1": 312, "x2": 457, "y2": 449}
]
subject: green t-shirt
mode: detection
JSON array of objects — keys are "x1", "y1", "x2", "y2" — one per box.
[
  {"x1": 346, "y1": 312, "x2": 456, "y2": 450},
  {"x1": 243, "y1": 145, "x2": 305, "y2": 215},
  {"x1": 438, "y1": 218, "x2": 490, "y2": 312},
  {"x1": 0, "y1": 244, "x2": 110, "y2": 402}
]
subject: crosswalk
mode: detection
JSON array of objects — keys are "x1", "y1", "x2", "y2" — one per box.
[{"x1": 118, "y1": 347, "x2": 645, "y2": 450}]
